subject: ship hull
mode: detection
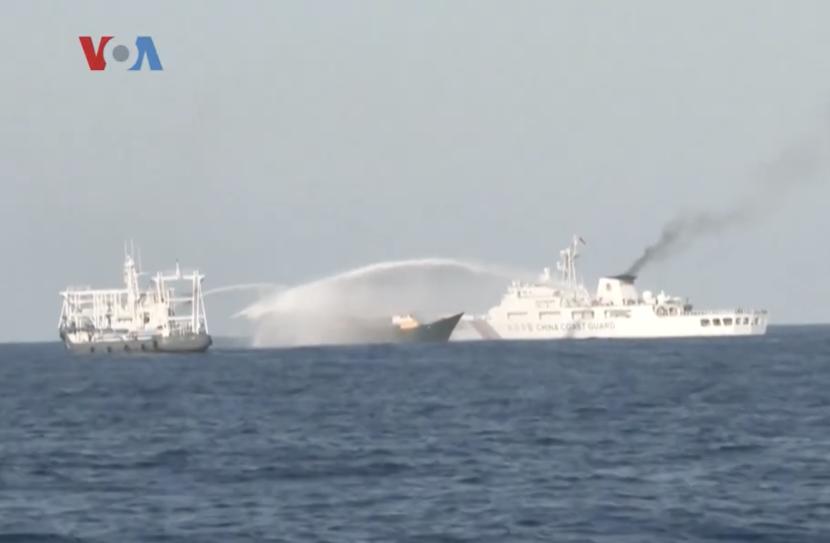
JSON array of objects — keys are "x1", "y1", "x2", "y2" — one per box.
[
  {"x1": 61, "y1": 332, "x2": 212, "y2": 354},
  {"x1": 351, "y1": 313, "x2": 464, "y2": 345},
  {"x1": 390, "y1": 312, "x2": 464, "y2": 344},
  {"x1": 464, "y1": 311, "x2": 768, "y2": 340}
]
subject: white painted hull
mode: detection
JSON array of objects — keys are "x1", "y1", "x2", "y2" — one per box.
[
  {"x1": 460, "y1": 309, "x2": 768, "y2": 340},
  {"x1": 60, "y1": 330, "x2": 212, "y2": 353}
]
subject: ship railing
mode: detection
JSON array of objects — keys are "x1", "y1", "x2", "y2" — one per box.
[
  {"x1": 167, "y1": 320, "x2": 207, "y2": 336},
  {"x1": 60, "y1": 287, "x2": 131, "y2": 297},
  {"x1": 62, "y1": 285, "x2": 93, "y2": 292},
  {"x1": 681, "y1": 308, "x2": 766, "y2": 316}
]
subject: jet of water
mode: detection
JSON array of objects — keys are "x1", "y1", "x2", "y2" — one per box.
[
  {"x1": 203, "y1": 282, "x2": 282, "y2": 297},
  {"x1": 237, "y1": 257, "x2": 529, "y2": 347}
]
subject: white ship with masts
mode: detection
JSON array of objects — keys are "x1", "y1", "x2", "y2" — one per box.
[
  {"x1": 58, "y1": 248, "x2": 211, "y2": 353},
  {"x1": 466, "y1": 236, "x2": 768, "y2": 340}
]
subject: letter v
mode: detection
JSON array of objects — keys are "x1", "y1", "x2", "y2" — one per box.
[{"x1": 79, "y1": 36, "x2": 113, "y2": 70}]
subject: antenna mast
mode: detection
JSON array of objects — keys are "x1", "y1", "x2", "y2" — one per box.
[{"x1": 556, "y1": 235, "x2": 585, "y2": 287}]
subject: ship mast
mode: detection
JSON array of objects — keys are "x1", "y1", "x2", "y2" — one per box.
[
  {"x1": 556, "y1": 235, "x2": 585, "y2": 287},
  {"x1": 122, "y1": 250, "x2": 140, "y2": 327}
]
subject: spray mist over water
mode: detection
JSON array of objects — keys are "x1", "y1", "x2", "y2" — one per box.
[
  {"x1": 203, "y1": 283, "x2": 282, "y2": 297},
  {"x1": 625, "y1": 122, "x2": 830, "y2": 276},
  {"x1": 236, "y1": 258, "x2": 531, "y2": 347}
]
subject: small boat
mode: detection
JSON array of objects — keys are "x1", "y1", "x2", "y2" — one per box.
[
  {"x1": 387, "y1": 312, "x2": 464, "y2": 343},
  {"x1": 335, "y1": 312, "x2": 464, "y2": 345}
]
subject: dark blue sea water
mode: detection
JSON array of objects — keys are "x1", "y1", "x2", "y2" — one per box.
[{"x1": 0, "y1": 326, "x2": 828, "y2": 542}]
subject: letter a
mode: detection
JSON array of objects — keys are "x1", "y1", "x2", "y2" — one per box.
[{"x1": 129, "y1": 37, "x2": 163, "y2": 71}]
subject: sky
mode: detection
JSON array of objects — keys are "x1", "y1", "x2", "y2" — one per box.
[{"x1": 1, "y1": 1, "x2": 829, "y2": 342}]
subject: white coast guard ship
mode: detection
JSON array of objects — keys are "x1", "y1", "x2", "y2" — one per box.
[
  {"x1": 466, "y1": 236, "x2": 768, "y2": 340},
  {"x1": 58, "y1": 249, "x2": 211, "y2": 353}
]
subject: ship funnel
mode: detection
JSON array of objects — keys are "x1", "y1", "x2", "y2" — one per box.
[{"x1": 596, "y1": 275, "x2": 640, "y2": 305}]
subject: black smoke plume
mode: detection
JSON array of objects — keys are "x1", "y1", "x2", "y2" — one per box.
[{"x1": 624, "y1": 123, "x2": 829, "y2": 276}]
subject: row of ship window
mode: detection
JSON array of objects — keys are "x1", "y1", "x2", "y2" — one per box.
[
  {"x1": 504, "y1": 312, "x2": 761, "y2": 326},
  {"x1": 506, "y1": 310, "x2": 631, "y2": 320},
  {"x1": 700, "y1": 317, "x2": 758, "y2": 327}
]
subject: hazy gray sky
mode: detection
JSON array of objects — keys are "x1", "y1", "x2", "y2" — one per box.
[{"x1": 2, "y1": 1, "x2": 829, "y2": 341}]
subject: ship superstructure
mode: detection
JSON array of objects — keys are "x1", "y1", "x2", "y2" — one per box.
[
  {"x1": 58, "y1": 250, "x2": 211, "y2": 353},
  {"x1": 466, "y1": 236, "x2": 768, "y2": 340}
]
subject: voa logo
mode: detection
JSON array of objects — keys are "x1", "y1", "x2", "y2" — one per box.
[{"x1": 79, "y1": 36, "x2": 163, "y2": 71}]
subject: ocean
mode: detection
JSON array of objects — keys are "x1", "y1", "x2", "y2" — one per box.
[{"x1": 0, "y1": 326, "x2": 828, "y2": 542}]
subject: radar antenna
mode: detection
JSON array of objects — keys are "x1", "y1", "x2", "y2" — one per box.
[{"x1": 556, "y1": 235, "x2": 585, "y2": 286}]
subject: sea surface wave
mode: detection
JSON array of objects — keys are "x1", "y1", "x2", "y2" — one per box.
[{"x1": 0, "y1": 326, "x2": 828, "y2": 542}]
